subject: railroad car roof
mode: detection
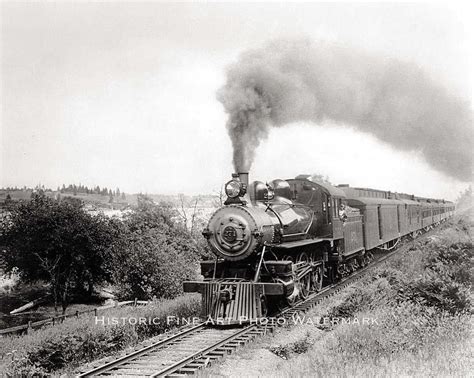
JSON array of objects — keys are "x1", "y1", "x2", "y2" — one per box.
[
  {"x1": 398, "y1": 199, "x2": 422, "y2": 205},
  {"x1": 419, "y1": 202, "x2": 436, "y2": 208},
  {"x1": 293, "y1": 175, "x2": 347, "y2": 198},
  {"x1": 346, "y1": 197, "x2": 404, "y2": 206}
]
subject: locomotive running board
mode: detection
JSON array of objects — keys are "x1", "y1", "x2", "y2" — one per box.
[{"x1": 267, "y1": 237, "x2": 328, "y2": 249}]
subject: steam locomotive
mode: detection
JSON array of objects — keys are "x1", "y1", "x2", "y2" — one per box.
[{"x1": 183, "y1": 173, "x2": 454, "y2": 323}]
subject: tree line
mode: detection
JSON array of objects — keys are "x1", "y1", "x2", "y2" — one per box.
[
  {"x1": 0, "y1": 193, "x2": 209, "y2": 314},
  {"x1": 1, "y1": 184, "x2": 127, "y2": 198},
  {"x1": 58, "y1": 184, "x2": 125, "y2": 199}
]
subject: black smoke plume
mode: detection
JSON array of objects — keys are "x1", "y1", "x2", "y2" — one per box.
[{"x1": 217, "y1": 39, "x2": 472, "y2": 181}]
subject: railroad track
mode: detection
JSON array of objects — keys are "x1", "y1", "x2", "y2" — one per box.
[
  {"x1": 78, "y1": 323, "x2": 269, "y2": 377},
  {"x1": 78, "y1": 225, "x2": 442, "y2": 377}
]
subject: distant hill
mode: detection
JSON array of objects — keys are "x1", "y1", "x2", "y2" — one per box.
[
  {"x1": 0, "y1": 188, "x2": 219, "y2": 211},
  {"x1": 0, "y1": 189, "x2": 129, "y2": 210}
]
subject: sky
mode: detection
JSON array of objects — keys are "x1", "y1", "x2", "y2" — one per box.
[{"x1": 1, "y1": 2, "x2": 472, "y2": 200}]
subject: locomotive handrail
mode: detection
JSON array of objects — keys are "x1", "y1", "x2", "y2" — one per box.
[{"x1": 253, "y1": 245, "x2": 267, "y2": 281}]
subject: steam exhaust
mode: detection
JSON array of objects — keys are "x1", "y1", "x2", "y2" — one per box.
[{"x1": 218, "y1": 39, "x2": 472, "y2": 182}]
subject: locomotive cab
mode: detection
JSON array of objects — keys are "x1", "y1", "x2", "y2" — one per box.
[{"x1": 287, "y1": 175, "x2": 347, "y2": 240}]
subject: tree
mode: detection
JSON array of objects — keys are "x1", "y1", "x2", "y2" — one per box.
[
  {"x1": 110, "y1": 195, "x2": 200, "y2": 300},
  {"x1": 176, "y1": 195, "x2": 201, "y2": 236},
  {"x1": 310, "y1": 173, "x2": 332, "y2": 185},
  {"x1": 0, "y1": 193, "x2": 116, "y2": 313},
  {"x1": 4, "y1": 193, "x2": 13, "y2": 208},
  {"x1": 176, "y1": 194, "x2": 189, "y2": 230},
  {"x1": 456, "y1": 186, "x2": 472, "y2": 211},
  {"x1": 212, "y1": 185, "x2": 225, "y2": 208}
]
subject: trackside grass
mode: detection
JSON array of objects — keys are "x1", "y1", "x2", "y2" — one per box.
[
  {"x1": 279, "y1": 218, "x2": 472, "y2": 376},
  {"x1": 0, "y1": 293, "x2": 200, "y2": 375},
  {"x1": 209, "y1": 216, "x2": 473, "y2": 377}
]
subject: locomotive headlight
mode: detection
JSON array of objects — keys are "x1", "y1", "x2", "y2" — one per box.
[{"x1": 225, "y1": 180, "x2": 241, "y2": 198}]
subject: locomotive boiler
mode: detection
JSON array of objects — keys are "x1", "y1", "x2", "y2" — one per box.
[
  {"x1": 183, "y1": 172, "x2": 454, "y2": 324},
  {"x1": 202, "y1": 172, "x2": 314, "y2": 261}
]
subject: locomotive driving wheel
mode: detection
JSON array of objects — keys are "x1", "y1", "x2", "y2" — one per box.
[
  {"x1": 297, "y1": 252, "x2": 311, "y2": 299},
  {"x1": 297, "y1": 252, "x2": 309, "y2": 263},
  {"x1": 311, "y1": 263, "x2": 324, "y2": 292},
  {"x1": 299, "y1": 272, "x2": 311, "y2": 299}
]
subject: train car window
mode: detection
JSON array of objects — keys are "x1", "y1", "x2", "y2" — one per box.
[{"x1": 328, "y1": 198, "x2": 332, "y2": 223}]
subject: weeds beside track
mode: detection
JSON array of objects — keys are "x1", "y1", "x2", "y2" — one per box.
[{"x1": 77, "y1": 221, "x2": 453, "y2": 377}]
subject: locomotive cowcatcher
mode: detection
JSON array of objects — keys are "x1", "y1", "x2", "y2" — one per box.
[{"x1": 183, "y1": 172, "x2": 453, "y2": 323}]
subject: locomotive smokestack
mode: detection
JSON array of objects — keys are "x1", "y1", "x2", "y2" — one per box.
[{"x1": 238, "y1": 172, "x2": 249, "y2": 187}]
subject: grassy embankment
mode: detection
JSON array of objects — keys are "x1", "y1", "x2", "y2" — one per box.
[
  {"x1": 0, "y1": 294, "x2": 201, "y2": 375},
  {"x1": 210, "y1": 215, "x2": 473, "y2": 377},
  {"x1": 2, "y1": 216, "x2": 471, "y2": 376}
]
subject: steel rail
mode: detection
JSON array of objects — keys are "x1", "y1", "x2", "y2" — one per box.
[
  {"x1": 77, "y1": 322, "x2": 206, "y2": 377},
  {"x1": 150, "y1": 324, "x2": 258, "y2": 377}
]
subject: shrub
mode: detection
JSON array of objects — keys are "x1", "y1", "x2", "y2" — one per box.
[
  {"x1": 327, "y1": 274, "x2": 399, "y2": 319},
  {"x1": 110, "y1": 196, "x2": 201, "y2": 300},
  {"x1": 323, "y1": 218, "x2": 473, "y2": 362},
  {"x1": 1, "y1": 294, "x2": 200, "y2": 375},
  {"x1": 425, "y1": 241, "x2": 473, "y2": 286},
  {"x1": 269, "y1": 331, "x2": 313, "y2": 359},
  {"x1": 327, "y1": 303, "x2": 471, "y2": 365}
]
